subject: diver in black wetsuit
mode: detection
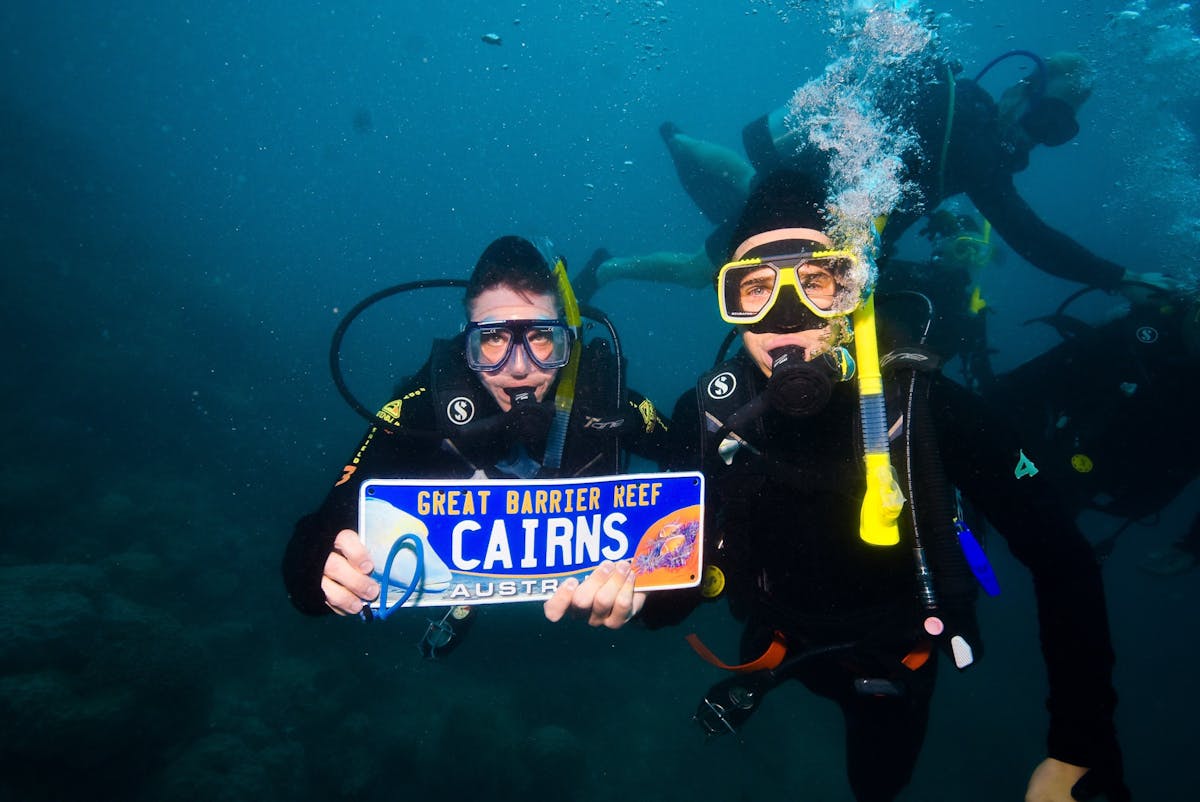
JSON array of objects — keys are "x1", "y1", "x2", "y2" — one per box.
[
  {"x1": 549, "y1": 170, "x2": 1129, "y2": 802},
  {"x1": 283, "y1": 236, "x2": 670, "y2": 651},
  {"x1": 580, "y1": 51, "x2": 1174, "y2": 304},
  {"x1": 990, "y1": 287, "x2": 1200, "y2": 573},
  {"x1": 877, "y1": 208, "x2": 1000, "y2": 392}
]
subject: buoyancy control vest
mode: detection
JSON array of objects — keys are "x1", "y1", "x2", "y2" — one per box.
[
  {"x1": 694, "y1": 342, "x2": 983, "y2": 666},
  {"x1": 427, "y1": 334, "x2": 626, "y2": 479}
]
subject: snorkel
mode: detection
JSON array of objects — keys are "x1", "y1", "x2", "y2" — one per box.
[
  {"x1": 853, "y1": 293, "x2": 905, "y2": 546},
  {"x1": 540, "y1": 241, "x2": 584, "y2": 475},
  {"x1": 850, "y1": 218, "x2": 904, "y2": 546}
]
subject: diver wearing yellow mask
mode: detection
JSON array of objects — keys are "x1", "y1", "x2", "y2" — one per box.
[{"x1": 551, "y1": 169, "x2": 1129, "y2": 802}]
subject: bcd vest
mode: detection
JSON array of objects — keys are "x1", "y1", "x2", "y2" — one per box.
[{"x1": 427, "y1": 335, "x2": 625, "y2": 479}]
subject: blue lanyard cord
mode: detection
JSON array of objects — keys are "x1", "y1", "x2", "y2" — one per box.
[{"x1": 374, "y1": 533, "x2": 426, "y2": 620}]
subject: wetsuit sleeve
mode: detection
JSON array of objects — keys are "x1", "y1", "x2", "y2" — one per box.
[
  {"x1": 638, "y1": 388, "x2": 707, "y2": 628},
  {"x1": 938, "y1": 78, "x2": 1126, "y2": 291},
  {"x1": 619, "y1": 389, "x2": 675, "y2": 467},
  {"x1": 966, "y1": 171, "x2": 1125, "y2": 290},
  {"x1": 281, "y1": 377, "x2": 437, "y2": 616},
  {"x1": 929, "y1": 377, "x2": 1122, "y2": 772}
]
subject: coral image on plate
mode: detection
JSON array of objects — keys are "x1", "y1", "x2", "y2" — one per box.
[{"x1": 631, "y1": 505, "x2": 703, "y2": 590}]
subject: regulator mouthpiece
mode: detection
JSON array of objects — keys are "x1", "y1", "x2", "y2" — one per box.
[{"x1": 766, "y1": 346, "x2": 834, "y2": 417}]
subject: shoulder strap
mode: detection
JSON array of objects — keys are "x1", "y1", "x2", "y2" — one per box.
[{"x1": 429, "y1": 336, "x2": 495, "y2": 435}]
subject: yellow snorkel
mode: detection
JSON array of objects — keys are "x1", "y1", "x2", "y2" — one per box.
[
  {"x1": 852, "y1": 296, "x2": 905, "y2": 545},
  {"x1": 542, "y1": 255, "x2": 583, "y2": 473},
  {"x1": 853, "y1": 217, "x2": 904, "y2": 546}
]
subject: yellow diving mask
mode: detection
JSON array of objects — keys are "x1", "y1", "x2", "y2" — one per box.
[{"x1": 717, "y1": 249, "x2": 868, "y2": 326}]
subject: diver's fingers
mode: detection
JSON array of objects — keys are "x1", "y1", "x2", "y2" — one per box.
[
  {"x1": 543, "y1": 577, "x2": 580, "y2": 623},
  {"x1": 543, "y1": 562, "x2": 616, "y2": 623},
  {"x1": 588, "y1": 561, "x2": 635, "y2": 628},
  {"x1": 572, "y1": 561, "x2": 615, "y2": 618},
  {"x1": 322, "y1": 573, "x2": 371, "y2": 616},
  {"x1": 597, "y1": 569, "x2": 644, "y2": 630},
  {"x1": 332, "y1": 529, "x2": 373, "y2": 574},
  {"x1": 322, "y1": 549, "x2": 380, "y2": 616}
]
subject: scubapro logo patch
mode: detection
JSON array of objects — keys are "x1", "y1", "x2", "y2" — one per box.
[
  {"x1": 706, "y1": 372, "x2": 737, "y2": 400},
  {"x1": 446, "y1": 397, "x2": 476, "y2": 425},
  {"x1": 1135, "y1": 326, "x2": 1159, "y2": 344}
]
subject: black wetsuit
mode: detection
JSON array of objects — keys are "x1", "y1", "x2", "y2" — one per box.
[
  {"x1": 875, "y1": 261, "x2": 994, "y2": 390},
  {"x1": 879, "y1": 69, "x2": 1123, "y2": 288},
  {"x1": 647, "y1": 350, "x2": 1124, "y2": 802},
  {"x1": 283, "y1": 336, "x2": 671, "y2": 616},
  {"x1": 730, "y1": 65, "x2": 1127, "y2": 289},
  {"x1": 990, "y1": 302, "x2": 1200, "y2": 557}
]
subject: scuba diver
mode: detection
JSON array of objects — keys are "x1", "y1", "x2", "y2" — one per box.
[
  {"x1": 576, "y1": 49, "x2": 1175, "y2": 306},
  {"x1": 877, "y1": 206, "x2": 1000, "y2": 392},
  {"x1": 989, "y1": 283, "x2": 1200, "y2": 574},
  {"x1": 282, "y1": 235, "x2": 671, "y2": 657},
  {"x1": 548, "y1": 171, "x2": 1129, "y2": 802}
]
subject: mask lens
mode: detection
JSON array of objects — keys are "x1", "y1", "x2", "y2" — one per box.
[
  {"x1": 523, "y1": 325, "x2": 571, "y2": 368},
  {"x1": 795, "y1": 260, "x2": 841, "y2": 311},
  {"x1": 722, "y1": 264, "x2": 781, "y2": 320},
  {"x1": 466, "y1": 325, "x2": 516, "y2": 371}
]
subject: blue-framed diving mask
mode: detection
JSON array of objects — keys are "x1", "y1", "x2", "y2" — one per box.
[{"x1": 464, "y1": 319, "x2": 575, "y2": 372}]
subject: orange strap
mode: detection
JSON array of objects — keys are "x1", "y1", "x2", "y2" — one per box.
[
  {"x1": 685, "y1": 631, "x2": 788, "y2": 673},
  {"x1": 901, "y1": 640, "x2": 933, "y2": 671}
]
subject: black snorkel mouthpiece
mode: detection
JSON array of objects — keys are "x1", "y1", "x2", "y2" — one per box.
[
  {"x1": 766, "y1": 346, "x2": 834, "y2": 417},
  {"x1": 506, "y1": 387, "x2": 538, "y2": 407}
]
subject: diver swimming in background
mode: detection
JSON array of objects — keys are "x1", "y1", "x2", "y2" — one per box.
[
  {"x1": 549, "y1": 170, "x2": 1130, "y2": 802},
  {"x1": 571, "y1": 49, "x2": 1179, "y2": 309},
  {"x1": 282, "y1": 235, "x2": 671, "y2": 656},
  {"x1": 990, "y1": 280, "x2": 1200, "y2": 575},
  {"x1": 877, "y1": 206, "x2": 1001, "y2": 392}
]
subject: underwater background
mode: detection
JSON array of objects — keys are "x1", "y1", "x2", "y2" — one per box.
[{"x1": 2, "y1": 1, "x2": 1198, "y2": 799}]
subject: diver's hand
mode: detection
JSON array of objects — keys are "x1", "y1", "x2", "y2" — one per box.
[
  {"x1": 322, "y1": 529, "x2": 380, "y2": 616},
  {"x1": 1025, "y1": 758, "x2": 1088, "y2": 801},
  {"x1": 543, "y1": 560, "x2": 646, "y2": 629},
  {"x1": 1119, "y1": 269, "x2": 1181, "y2": 306}
]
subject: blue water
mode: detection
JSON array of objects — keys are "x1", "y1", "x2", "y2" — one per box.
[{"x1": 3, "y1": 1, "x2": 1198, "y2": 799}]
